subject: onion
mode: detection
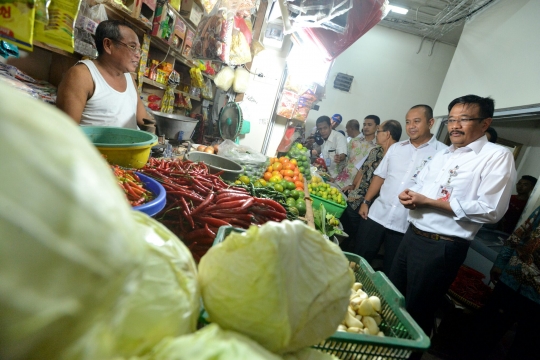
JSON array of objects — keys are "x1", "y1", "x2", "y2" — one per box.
[
  {"x1": 197, "y1": 145, "x2": 206, "y2": 152},
  {"x1": 204, "y1": 146, "x2": 215, "y2": 154}
]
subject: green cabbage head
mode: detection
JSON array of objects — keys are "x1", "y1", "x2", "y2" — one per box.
[
  {"x1": 62, "y1": 212, "x2": 200, "y2": 359},
  {"x1": 144, "y1": 323, "x2": 282, "y2": 360},
  {"x1": 0, "y1": 81, "x2": 145, "y2": 359},
  {"x1": 198, "y1": 220, "x2": 354, "y2": 354}
]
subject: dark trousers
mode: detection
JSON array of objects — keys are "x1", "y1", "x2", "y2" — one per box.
[
  {"x1": 353, "y1": 217, "x2": 404, "y2": 274},
  {"x1": 389, "y1": 226, "x2": 470, "y2": 337},
  {"x1": 463, "y1": 281, "x2": 540, "y2": 360},
  {"x1": 339, "y1": 205, "x2": 362, "y2": 251}
]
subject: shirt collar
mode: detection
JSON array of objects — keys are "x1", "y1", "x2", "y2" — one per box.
[
  {"x1": 399, "y1": 134, "x2": 436, "y2": 149},
  {"x1": 445, "y1": 135, "x2": 488, "y2": 154}
]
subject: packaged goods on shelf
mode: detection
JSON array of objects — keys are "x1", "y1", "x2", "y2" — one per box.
[
  {"x1": 180, "y1": 0, "x2": 203, "y2": 27},
  {"x1": 181, "y1": 27, "x2": 195, "y2": 58},
  {"x1": 34, "y1": 0, "x2": 82, "y2": 53},
  {"x1": 0, "y1": 0, "x2": 36, "y2": 51},
  {"x1": 152, "y1": 3, "x2": 176, "y2": 44},
  {"x1": 0, "y1": 63, "x2": 56, "y2": 103},
  {"x1": 190, "y1": 9, "x2": 232, "y2": 63},
  {"x1": 277, "y1": 90, "x2": 299, "y2": 119},
  {"x1": 172, "y1": 17, "x2": 187, "y2": 50}
]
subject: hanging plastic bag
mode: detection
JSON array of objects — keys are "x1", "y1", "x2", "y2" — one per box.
[
  {"x1": 191, "y1": 8, "x2": 233, "y2": 63},
  {"x1": 189, "y1": 66, "x2": 205, "y2": 88},
  {"x1": 233, "y1": 66, "x2": 250, "y2": 93},
  {"x1": 213, "y1": 66, "x2": 235, "y2": 91},
  {"x1": 34, "y1": 0, "x2": 82, "y2": 53},
  {"x1": 0, "y1": 0, "x2": 36, "y2": 51},
  {"x1": 229, "y1": 16, "x2": 252, "y2": 65},
  {"x1": 201, "y1": 78, "x2": 213, "y2": 100},
  {"x1": 87, "y1": 3, "x2": 108, "y2": 23}
]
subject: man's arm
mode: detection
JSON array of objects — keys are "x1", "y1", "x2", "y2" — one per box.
[
  {"x1": 56, "y1": 64, "x2": 93, "y2": 123},
  {"x1": 359, "y1": 175, "x2": 384, "y2": 218},
  {"x1": 132, "y1": 77, "x2": 147, "y2": 127},
  {"x1": 398, "y1": 189, "x2": 455, "y2": 214}
]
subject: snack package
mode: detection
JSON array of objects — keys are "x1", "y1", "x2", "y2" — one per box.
[
  {"x1": 34, "y1": 0, "x2": 82, "y2": 53},
  {"x1": 0, "y1": 0, "x2": 36, "y2": 51},
  {"x1": 191, "y1": 9, "x2": 232, "y2": 63},
  {"x1": 201, "y1": 77, "x2": 213, "y2": 100},
  {"x1": 189, "y1": 66, "x2": 205, "y2": 88},
  {"x1": 228, "y1": 15, "x2": 252, "y2": 65},
  {"x1": 276, "y1": 90, "x2": 299, "y2": 119}
]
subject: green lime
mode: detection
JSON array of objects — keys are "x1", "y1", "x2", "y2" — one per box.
[
  {"x1": 300, "y1": 155, "x2": 307, "y2": 161},
  {"x1": 298, "y1": 166, "x2": 305, "y2": 173},
  {"x1": 283, "y1": 189, "x2": 291, "y2": 197},
  {"x1": 253, "y1": 181, "x2": 262, "y2": 187},
  {"x1": 239, "y1": 175, "x2": 250, "y2": 184},
  {"x1": 274, "y1": 184, "x2": 284, "y2": 192},
  {"x1": 290, "y1": 190, "x2": 300, "y2": 199},
  {"x1": 296, "y1": 202, "x2": 307, "y2": 216},
  {"x1": 286, "y1": 198, "x2": 297, "y2": 207},
  {"x1": 287, "y1": 181, "x2": 296, "y2": 190}
]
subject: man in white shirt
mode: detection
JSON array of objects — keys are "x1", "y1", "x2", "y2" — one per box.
[
  {"x1": 354, "y1": 105, "x2": 447, "y2": 274},
  {"x1": 393, "y1": 95, "x2": 516, "y2": 337},
  {"x1": 315, "y1": 116, "x2": 348, "y2": 178},
  {"x1": 307, "y1": 114, "x2": 342, "y2": 156}
]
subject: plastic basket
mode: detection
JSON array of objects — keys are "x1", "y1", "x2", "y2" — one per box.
[
  {"x1": 132, "y1": 172, "x2": 166, "y2": 217},
  {"x1": 311, "y1": 193, "x2": 346, "y2": 218},
  {"x1": 315, "y1": 252, "x2": 430, "y2": 359},
  {"x1": 212, "y1": 228, "x2": 430, "y2": 359}
]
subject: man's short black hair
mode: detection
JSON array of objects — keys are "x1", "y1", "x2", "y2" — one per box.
[
  {"x1": 316, "y1": 116, "x2": 331, "y2": 127},
  {"x1": 382, "y1": 120, "x2": 402, "y2": 141},
  {"x1": 347, "y1": 119, "x2": 360, "y2": 131},
  {"x1": 410, "y1": 105, "x2": 433, "y2": 121},
  {"x1": 448, "y1": 95, "x2": 495, "y2": 119},
  {"x1": 521, "y1": 175, "x2": 538, "y2": 187},
  {"x1": 486, "y1": 127, "x2": 498, "y2": 143},
  {"x1": 95, "y1": 20, "x2": 133, "y2": 56},
  {"x1": 364, "y1": 115, "x2": 380, "y2": 125}
]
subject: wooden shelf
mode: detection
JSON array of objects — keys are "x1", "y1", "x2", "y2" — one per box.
[
  {"x1": 104, "y1": 3, "x2": 152, "y2": 33},
  {"x1": 34, "y1": 41, "x2": 80, "y2": 59},
  {"x1": 141, "y1": 77, "x2": 201, "y2": 101}
]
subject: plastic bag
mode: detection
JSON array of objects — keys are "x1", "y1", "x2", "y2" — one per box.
[
  {"x1": 218, "y1": 139, "x2": 267, "y2": 163},
  {"x1": 190, "y1": 66, "x2": 205, "y2": 88},
  {"x1": 34, "y1": 0, "x2": 82, "y2": 53},
  {"x1": 87, "y1": 3, "x2": 108, "y2": 23},
  {"x1": 233, "y1": 66, "x2": 250, "y2": 93},
  {"x1": 201, "y1": 0, "x2": 219, "y2": 14},
  {"x1": 191, "y1": 9, "x2": 233, "y2": 63},
  {"x1": 229, "y1": 16, "x2": 252, "y2": 65},
  {"x1": 213, "y1": 66, "x2": 235, "y2": 91},
  {"x1": 0, "y1": 0, "x2": 36, "y2": 51},
  {"x1": 201, "y1": 78, "x2": 213, "y2": 100}
]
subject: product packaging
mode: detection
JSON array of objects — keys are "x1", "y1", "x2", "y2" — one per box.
[
  {"x1": 34, "y1": 0, "x2": 82, "y2": 53},
  {"x1": 0, "y1": 0, "x2": 37, "y2": 51}
]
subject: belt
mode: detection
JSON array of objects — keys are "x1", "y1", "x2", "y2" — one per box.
[{"x1": 410, "y1": 224, "x2": 465, "y2": 243}]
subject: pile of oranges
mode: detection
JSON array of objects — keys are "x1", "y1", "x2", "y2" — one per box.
[{"x1": 263, "y1": 157, "x2": 305, "y2": 191}]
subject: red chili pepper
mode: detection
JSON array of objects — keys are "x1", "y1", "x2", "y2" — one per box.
[
  {"x1": 250, "y1": 206, "x2": 287, "y2": 220},
  {"x1": 167, "y1": 191, "x2": 205, "y2": 203},
  {"x1": 212, "y1": 213, "x2": 254, "y2": 222},
  {"x1": 183, "y1": 228, "x2": 211, "y2": 242},
  {"x1": 216, "y1": 193, "x2": 251, "y2": 203},
  {"x1": 192, "y1": 192, "x2": 215, "y2": 216},
  {"x1": 204, "y1": 223, "x2": 216, "y2": 238},
  {"x1": 254, "y1": 198, "x2": 287, "y2": 214},
  {"x1": 194, "y1": 216, "x2": 231, "y2": 228}
]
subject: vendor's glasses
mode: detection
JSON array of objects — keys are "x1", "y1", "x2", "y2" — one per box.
[{"x1": 111, "y1": 39, "x2": 142, "y2": 55}]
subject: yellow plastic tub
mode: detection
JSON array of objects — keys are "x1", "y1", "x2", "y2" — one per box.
[{"x1": 81, "y1": 126, "x2": 158, "y2": 169}]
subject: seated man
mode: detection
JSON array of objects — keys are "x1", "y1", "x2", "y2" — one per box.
[
  {"x1": 56, "y1": 20, "x2": 149, "y2": 129},
  {"x1": 498, "y1": 175, "x2": 537, "y2": 234}
]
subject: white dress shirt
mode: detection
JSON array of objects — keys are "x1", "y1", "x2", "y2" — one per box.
[
  {"x1": 369, "y1": 135, "x2": 448, "y2": 233},
  {"x1": 321, "y1": 130, "x2": 348, "y2": 177},
  {"x1": 408, "y1": 135, "x2": 516, "y2": 240}
]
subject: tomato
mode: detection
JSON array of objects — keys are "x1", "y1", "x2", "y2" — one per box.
[
  {"x1": 286, "y1": 198, "x2": 297, "y2": 207},
  {"x1": 272, "y1": 162, "x2": 283, "y2": 171},
  {"x1": 294, "y1": 181, "x2": 304, "y2": 189},
  {"x1": 263, "y1": 172, "x2": 272, "y2": 181},
  {"x1": 267, "y1": 166, "x2": 273, "y2": 173},
  {"x1": 290, "y1": 159, "x2": 298, "y2": 166},
  {"x1": 282, "y1": 169, "x2": 293, "y2": 177},
  {"x1": 290, "y1": 190, "x2": 300, "y2": 199},
  {"x1": 292, "y1": 175, "x2": 299, "y2": 182},
  {"x1": 293, "y1": 168, "x2": 299, "y2": 175},
  {"x1": 283, "y1": 176, "x2": 293, "y2": 182},
  {"x1": 283, "y1": 163, "x2": 294, "y2": 171},
  {"x1": 279, "y1": 157, "x2": 289, "y2": 164},
  {"x1": 296, "y1": 187, "x2": 304, "y2": 191},
  {"x1": 296, "y1": 201, "x2": 306, "y2": 216},
  {"x1": 298, "y1": 173, "x2": 303, "y2": 181}
]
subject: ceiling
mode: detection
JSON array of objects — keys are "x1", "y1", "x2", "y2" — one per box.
[{"x1": 379, "y1": 0, "x2": 498, "y2": 47}]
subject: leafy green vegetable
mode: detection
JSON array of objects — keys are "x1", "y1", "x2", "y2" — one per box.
[
  {"x1": 143, "y1": 324, "x2": 281, "y2": 360},
  {"x1": 0, "y1": 81, "x2": 146, "y2": 359},
  {"x1": 313, "y1": 205, "x2": 346, "y2": 238},
  {"x1": 198, "y1": 221, "x2": 354, "y2": 354}
]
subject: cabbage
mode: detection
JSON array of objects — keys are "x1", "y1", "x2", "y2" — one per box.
[
  {"x1": 283, "y1": 348, "x2": 339, "y2": 360},
  {"x1": 62, "y1": 212, "x2": 200, "y2": 359},
  {"x1": 0, "y1": 81, "x2": 145, "y2": 359},
  {"x1": 198, "y1": 221, "x2": 354, "y2": 354},
  {"x1": 144, "y1": 323, "x2": 282, "y2": 360}
]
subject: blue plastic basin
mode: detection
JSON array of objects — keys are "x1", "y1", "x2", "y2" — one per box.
[{"x1": 132, "y1": 172, "x2": 166, "y2": 217}]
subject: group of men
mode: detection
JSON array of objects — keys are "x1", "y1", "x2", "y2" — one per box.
[{"x1": 311, "y1": 95, "x2": 539, "y2": 358}]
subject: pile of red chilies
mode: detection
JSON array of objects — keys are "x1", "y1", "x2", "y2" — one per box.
[{"x1": 141, "y1": 158, "x2": 287, "y2": 260}]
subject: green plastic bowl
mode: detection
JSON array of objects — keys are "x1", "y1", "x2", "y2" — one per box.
[{"x1": 81, "y1": 126, "x2": 158, "y2": 168}]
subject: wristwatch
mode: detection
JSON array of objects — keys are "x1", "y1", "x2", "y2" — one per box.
[{"x1": 362, "y1": 199, "x2": 372, "y2": 206}]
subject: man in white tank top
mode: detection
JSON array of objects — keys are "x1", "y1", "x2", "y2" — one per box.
[{"x1": 56, "y1": 20, "x2": 149, "y2": 129}]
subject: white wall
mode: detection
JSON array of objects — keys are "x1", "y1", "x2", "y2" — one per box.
[
  {"x1": 305, "y1": 25, "x2": 456, "y2": 136},
  {"x1": 433, "y1": 0, "x2": 540, "y2": 116}
]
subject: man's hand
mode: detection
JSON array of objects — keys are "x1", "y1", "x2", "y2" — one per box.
[
  {"x1": 342, "y1": 185, "x2": 353, "y2": 193},
  {"x1": 334, "y1": 153, "x2": 346, "y2": 164},
  {"x1": 398, "y1": 189, "x2": 429, "y2": 210},
  {"x1": 311, "y1": 149, "x2": 319, "y2": 157},
  {"x1": 490, "y1": 266, "x2": 502, "y2": 284},
  {"x1": 359, "y1": 203, "x2": 369, "y2": 219}
]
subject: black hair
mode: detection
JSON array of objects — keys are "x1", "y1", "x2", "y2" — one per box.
[
  {"x1": 521, "y1": 175, "x2": 538, "y2": 187},
  {"x1": 410, "y1": 105, "x2": 433, "y2": 121},
  {"x1": 364, "y1": 115, "x2": 380, "y2": 125},
  {"x1": 347, "y1": 119, "x2": 360, "y2": 131},
  {"x1": 95, "y1": 20, "x2": 132, "y2": 56},
  {"x1": 382, "y1": 120, "x2": 402, "y2": 141},
  {"x1": 485, "y1": 127, "x2": 498, "y2": 143},
  {"x1": 448, "y1": 95, "x2": 495, "y2": 119},
  {"x1": 316, "y1": 116, "x2": 331, "y2": 127}
]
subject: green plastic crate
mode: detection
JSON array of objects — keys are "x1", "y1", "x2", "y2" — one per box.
[
  {"x1": 311, "y1": 193, "x2": 346, "y2": 218},
  {"x1": 212, "y1": 227, "x2": 430, "y2": 359},
  {"x1": 314, "y1": 252, "x2": 430, "y2": 359}
]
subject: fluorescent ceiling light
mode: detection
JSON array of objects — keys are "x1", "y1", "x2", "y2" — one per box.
[{"x1": 388, "y1": 4, "x2": 408, "y2": 14}]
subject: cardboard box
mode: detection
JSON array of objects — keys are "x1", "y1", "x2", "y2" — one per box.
[
  {"x1": 152, "y1": 3, "x2": 177, "y2": 44},
  {"x1": 180, "y1": 0, "x2": 203, "y2": 26},
  {"x1": 172, "y1": 17, "x2": 187, "y2": 50},
  {"x1": 181, "y1": 27, "x2": 195, "y2": 58}
]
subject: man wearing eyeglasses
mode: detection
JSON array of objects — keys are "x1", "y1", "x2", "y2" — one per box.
[
  {"x1": 56, "y1": 20, "x2": 148, "y2": 129},
  {"x1": 392, "y1": 95, "x2": 516, "y2": 338}
]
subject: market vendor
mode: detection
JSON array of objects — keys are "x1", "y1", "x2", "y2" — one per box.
[
  {"x1": 314, "y1": 115, "x2": 348, "y2": 178},
  {"x1": 307, "y1": 114, "x2": 342, "y2": 155},
  {"x1": 56, "y1": 20, "x2": 148, "y2": 129}
]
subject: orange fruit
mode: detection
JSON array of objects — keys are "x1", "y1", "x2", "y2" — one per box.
[
  {"x1": 290, "y1": 159, "x2": 298, "y2": 165},
  {"x1": 293, "y1": 168, "x2": 300, "y2": 175},
  {"x1": 269, "y1": 158, "x2": 275, "y2": 164},
  {"x1": 295, "y1": 181, "x2": 304, "y2": 189},
  {"x1": 298, "y1": 173, "x2": 303, "y2": 181},
  {"x1": 279, "y1": 157, "x2": 290, "y2": 164},
  {"x1": 296, "y1": 187, "x2": 304, "y2": 191},
  {"x1": 284, "y1": 163, "x2": 295, "y2": 171},
  {"x1": 292, "y1": 175, "x2": 299, "y2": 182},
  {"x1": 272, "y1": 162, "x2": 283, "y2": 171},
  {"x1": 263, "y1": 172, "x2": 272, "y2": 181},
  {"x1": 284, "y1": 176, "x2": 293, "y2": 182},
  {"x1": 267, "y1": 166, "x2": 273, "y2": 173},
  {"x1": 283, "y1": 169, "x2": 294, "y2": 177}
]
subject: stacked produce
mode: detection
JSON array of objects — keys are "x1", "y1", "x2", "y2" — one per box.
[
  {"x1": 308, "y1": 177, "x2": 346, "y2": 205},
  {"x1": 112, "y1": 165, "x2": 154, "y2": 206},
  {"x1": 338, "y1": 282, "x2": 385, "y2": 336},
  {"x1": 140, "y1": 158, "x2": 288, "y2": 260},
  {"x1": 285, "y1": 143, "x2": 312, "y2": 181},
  {"x1": 233, "y1": 181, "x2": 307, "y2": 217}
]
